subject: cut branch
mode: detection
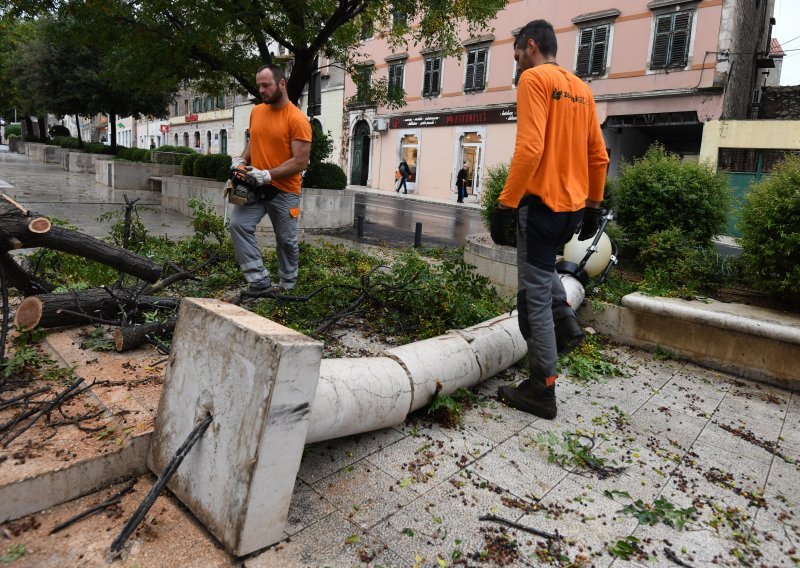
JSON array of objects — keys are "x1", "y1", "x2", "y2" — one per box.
[{"x1": 114, "y1": 319, "x2": 176, "y2": 353}]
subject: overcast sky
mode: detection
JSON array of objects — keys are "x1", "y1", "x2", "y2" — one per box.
[{"x1": 773, "y1": 0, "x2": 800, "y2": 85}]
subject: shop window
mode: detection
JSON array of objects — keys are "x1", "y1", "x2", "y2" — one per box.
[
  {"x1": 422, "y1": 56, "x2": 441, "y2": 97},
  {"x1": 651, "y1": 11, "x2": 692, "y2": 69},
  {"x1": 576, "y1": 24, "x2": 609, "y2": 77},
  {"x1": 400, "y1": 134, "x2": 418, "y2": 183},
  {"x1": 464, "y1": 47, "x2": 487, "y2": 92}
]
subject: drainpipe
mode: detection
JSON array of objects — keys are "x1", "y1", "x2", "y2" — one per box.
[{"x1": 305, "y1": 274, "x2": 585, "y2": 443}]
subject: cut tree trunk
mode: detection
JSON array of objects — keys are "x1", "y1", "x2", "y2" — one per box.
[
  {"x1": 0, "y1": 198, "x2": 161, "y2": 284},
  {"x1": 0, "y1": 253, "x2": 55, "y2": 296},
  {"x1": 114, "y1": 319, "x2": 176, "y2": 352},
  {"x1": 14, "y1": 289, "x2": 178, "y2": 330}
]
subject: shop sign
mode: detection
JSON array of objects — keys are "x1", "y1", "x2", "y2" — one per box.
[
  {"x1": 388, "y1": 107, "x2": 517, "y2": 129},
  {"x1": 159, "y1": 124, "x2": 170, "y2": 133},
  {"x1": 185, "y1": 114, "x2": 199, "y2": 122}
]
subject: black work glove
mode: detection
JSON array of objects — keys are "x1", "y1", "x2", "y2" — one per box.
[
  {"x1": 577, "y1": 206, "x2": 603, "y2": 241},
  {"x1": 490, "y1": 207, "x2": 515, "y2": 246}
]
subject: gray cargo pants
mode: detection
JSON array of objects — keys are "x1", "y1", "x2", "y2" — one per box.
[
  {"x1": 230, "y1": 190, "x2": 300, "y2": 288},
  {"x1": 517, "y1": 198, "x2": 583, "y2": 379}
]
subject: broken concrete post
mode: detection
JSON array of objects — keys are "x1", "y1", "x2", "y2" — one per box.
[{"x1": 147, "y1": 298, "x2": 322, "y2": 557}]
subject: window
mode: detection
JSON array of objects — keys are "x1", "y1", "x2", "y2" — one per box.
[
  {"x1": 192, "y1": 97, "x2": 201, "y2": 113},
  {"x1": 184, "y1": 99, "x2": 189, "y2": 114},
  {"x1": 422, "y1": 56, "x2": 442, "y2": 97},
  {"x1": 388, "y1": 63, "x2": 404, "y2": 98},
  {"x1": 355, "y1": 65, "x2": 373, "y2": 102},
  {"x1": 392, "y1": 9, "x2": 407, "y2": 28},
  {"x1": 399, "y1": 134, "x2": 418, "y2": 183},
  {"x1": 651, "y1": 11, "x2": 692, "y2": 69},
  {"x1": 216, "y1": 95, "x2": 225, "y2": 109},
  {"x1": 576, "y1": 25, "x2": 609, "y2": 77},
  {"x1": 464, "y1": 47, "x2": 488, "y2": 92},
  {"x1": 173, "y1": 101, "x2": 179, "y2": 115},
  {"x1": 204, "y1": 96, "x2": 213, "y2": 111}
]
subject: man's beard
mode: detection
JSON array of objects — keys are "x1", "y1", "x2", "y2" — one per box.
[{"x1": 262, "y1": 91, "x2": 282, "y2": 105}]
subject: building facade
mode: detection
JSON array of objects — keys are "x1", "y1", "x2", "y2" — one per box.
[{"x1": 343, "y1": 0, "x2": 775, "y2": 200}]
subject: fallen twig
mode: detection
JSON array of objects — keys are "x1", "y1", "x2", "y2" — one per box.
[
  {"x1": 1, "y1": 377, "x2": 85, "y2": 447},
  {"x1": 664, "y1": 547, "x2": 695, "y2": 568},
  {"x1": 110, "y1": 412, "x2": 213, "y2": 555},
  {"x1": 478, "y1": 514, "x2": 561, "y2": 540},
  {"x1": 50, "y1": 479, "x2": 137, "y2": 535},
  {"x1": 0, "y1": 386, "x2": 51, "y2": 411}
]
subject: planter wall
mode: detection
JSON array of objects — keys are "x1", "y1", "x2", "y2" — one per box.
[
  {"x1": 161, "y1": 175, "x2": 355, "y2": 230},
  {"x1": 95, "y1": 160, "x2": 181, "y2": 191},
  {"x1": 8, "y1": 138, "x2": 23, "y2": 153},
  {"x1": 66, "y1": 152, "x2": 108, "y2": 174},
  {"x1": 26, "y1": 143, "x2": 64, "y2": 164},
  {"x1": 464, "y1": 233, "x2": 517, "y2": 296}
]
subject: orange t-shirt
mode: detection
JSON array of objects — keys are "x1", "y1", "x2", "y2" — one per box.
[
  {"x1": 248, "y1": 102, "x2": 312, "y2": 194},
  {"x1": 498, "y1": 63, "x2": 608, "y2": 212}
]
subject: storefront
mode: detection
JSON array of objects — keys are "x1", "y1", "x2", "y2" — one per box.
[{"x1": 366, "y1": 105, "x2": 518, "y2": 200}]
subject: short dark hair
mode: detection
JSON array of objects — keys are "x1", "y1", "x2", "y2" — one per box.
[
  {"x1": 256, "y1": 64, "x2": 286, "y2": 83},
  {"x1": 514, "y1": 20, "x2": 557, "y2": 57}
]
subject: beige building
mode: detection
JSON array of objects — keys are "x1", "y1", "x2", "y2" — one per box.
[{"x1": 344, "y1": 0, "x2": 775, "y2": 201}]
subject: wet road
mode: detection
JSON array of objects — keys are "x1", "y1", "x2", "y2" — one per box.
[{"x1": 354, "y1": 193, "x2": 485, "y2": 247}]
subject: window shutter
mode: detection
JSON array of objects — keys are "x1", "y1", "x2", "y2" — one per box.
[
  {"x1": 591, "y1": 25, "x2": 608, "y2": 75},
  {"x1": 669, "y1": 12, "x2": 692, "y2": 67},
  {"x1": 576, "y1": 27, "x2": 593, "y2": 76},
  {"x1": 475, "y1": 49, "x2": 487, "y2": 89},
  {"x1": 432, "y1": 58, "x2": 441, "y2": 95},
  {"x1": 651, "y1": 14, "x2": 672, "y2": 68},
  {"x1": 423, "y1": 58, "x2": 432, "y2": 96},
  {"x1": 465, "y1": 50, "x2": 476, "y2": 91}
]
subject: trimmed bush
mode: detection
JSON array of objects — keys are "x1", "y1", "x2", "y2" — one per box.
[
  {"x1": 182, "y1": 153, "x2": 200, "y2": 176},
  {"x1": 302, "y1": 162, "x2": 347, "y2": 189},
  {"x1": 192, "y1": 154, "x2": 231, "y2": 181},
  {"x1": 309, "y1": 123, "x2": 334, "y2": 167},
  {"x1": 48, "y1": 124, "x2": 71, "y2": 138},
  {"x1": 479, "y1": 162, "x2": 515, "y2": 246},
  {"x1": 83, "y1": 142, "x2": 115, "y2": 155},
  {"x1": 615, "y1": 144, "x2": 730, "y2": 256},
  {"x1": 738, "y1": 156, "x2": 800, "y2": 306},
  {"x1": 155, "y1": 145, "x2": 195, "y2": 155},
  {"x1": 5, "y1": 124, "x2": 21, "y2": 138},
  {"x1": 637, "y1": 227, "x2": 722, "y2": 296},
  {"x1": 51, "y1": 136, "x2": 82, "y2": 149}
]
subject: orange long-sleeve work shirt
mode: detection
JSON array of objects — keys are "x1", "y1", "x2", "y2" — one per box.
[{"x1": 498, "y1": 63, "x2": 609, "y2": 212}]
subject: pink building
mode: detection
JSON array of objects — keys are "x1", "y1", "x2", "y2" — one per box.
[{"x1": 344, "y1": 0, "x2": 775, "y2": 200}]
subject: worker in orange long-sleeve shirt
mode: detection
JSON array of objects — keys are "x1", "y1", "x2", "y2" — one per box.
[{"x1": 491, "y1": 19, "x2": 609, "y2": 419}]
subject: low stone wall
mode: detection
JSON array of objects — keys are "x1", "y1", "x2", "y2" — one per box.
[
  {"x1": 65, "y1": 151, "x2": 108, "y2": 174},
  {"x1": 26, "y1": 142, "x2": 64, "y2": 164},
  {"x1": 8, "y1": 138, "x2": 23, "y2": 154},
  {"x1": 162, "y1": 175, "x2": 355, "y2": 230},
  {"x1": 463, "y1": 233, "x2": 517, "y2": 296},
  {"x1": 95, "y1": 160, "x2": 181, "y2": 191}
]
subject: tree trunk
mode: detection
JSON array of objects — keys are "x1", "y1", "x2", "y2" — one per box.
[
  {"x1": 37, "y1": 116, "x2": 47, "y2": 141},
  {"x1": 23, "y1": 117, "x2": 34, "y2": 141},
  {"x1": 75, "y1": 114, "x2": 83, "y2": 148},
  {"x1": 14, "y1": 289, "x2": 178, "y2": 330},
  {"x1": 109, "y1": 112, "x2": 117, "y2": 151},
  {"x1": 0, "y1": 253, "x2": 55, "y2": 296},
  {"x1": 114, "y1": 319, "x2": 176, "y2": 352},
  {"x1": 0, "y1": 200, "x2": 162, "y2": 283}
]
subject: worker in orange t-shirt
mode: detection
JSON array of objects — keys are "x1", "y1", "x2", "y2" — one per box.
[
  {"x1": 229, "y1": 64, "x2": 312, "y2": 295},
  {"x1": 491, "y1": 20, "x2": 609, "y2": 419}
]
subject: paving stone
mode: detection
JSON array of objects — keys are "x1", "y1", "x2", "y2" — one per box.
[
  {"x1": 298, "y1": 427, "x2": 405, "y2": 485},
  {"x1": 695, "y1": 421, "x2": 780, "y2": 463},
  {"x1": 466, "y1": 426, "x2": 571, "y2": 501},
  {"x1": 751, "y1": 491, "x2": 800, "y2": 567},
  {"x1": 517, "y1": 476, "x2": 639, "y2": 564},
  {"x1": 369, "y1": 469, "x2": 543, "y2": 567},
  {"x1": 245, "y1": 511, "x2": 405, "y2": 568},
  {"x1": 765, "y1": 455, "x2": 800, "y2": 497},
  {"x1": 626, "y1": 522, "x2": 740, "y2": 567},
  {"x1": 285, "y1": 479, "x2": 337, "y2": 536},
  {"x1": 312, "y1": 458, "x2": 418, "y2": 530},
  {"x1": 628, "y1": 400, "x2": 708, "y2": 451},
  {"x1": 365, "y1": 424, "x2": 494, "y2": 494}
]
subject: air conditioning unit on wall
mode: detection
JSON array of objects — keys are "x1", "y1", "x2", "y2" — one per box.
[{"x1": 372, "y1": 118, "x2": 388, "y2": 132}]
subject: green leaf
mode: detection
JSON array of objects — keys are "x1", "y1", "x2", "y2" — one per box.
[{"x1": 344, "y1": 534, "x2": 359, "y2": 544}]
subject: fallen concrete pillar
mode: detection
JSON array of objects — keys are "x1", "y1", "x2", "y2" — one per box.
[{"x1": 148, "y1": 298, "x2": 322, "y2": 557}]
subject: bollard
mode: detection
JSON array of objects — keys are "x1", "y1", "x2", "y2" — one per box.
[
  {"x1": 414, "y1": 222, "x2": 422, "y2": 248},
  {"x1": 357, "y1": 215, "x2": 364, "y2": 237}
]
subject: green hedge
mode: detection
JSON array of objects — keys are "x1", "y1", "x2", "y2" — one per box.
[
  {"x1": 302, "y1": 162, "x2": 347, "y2": 189},
  {"x1": 155, "y1": 145, "x2": 195, "y2": 155},
  {"x1": 4, "y1": 124, "x2": 21, "y2": 138},
  {"x1": 738, "y1": 156, "x2": 800, "y2": 307},
  {"x1": 615, "y1": 144, "x2": 730, "y2": 256},
  {"x1": 479, "y1": 162, "x2": 515, "y2": 246},
  {"x1": 51, "y1": 136, "x2": 82, "y2": 149},
  {"x1": 190, "y1": 154, "x2": 231, "y2": 181},
  {"x1": 83, "y1": 143, "x2": 116, "y2": 155},
  {"x1": 181, "y1": 154, "x2": 200, "y2": 176}
]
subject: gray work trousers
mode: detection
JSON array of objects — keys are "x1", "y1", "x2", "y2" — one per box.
[
  {"x1": 229, "y1": 190, "x2": 300, "y2": 288},
  {"x1": 516, "y1": 199, "x2": 583, "y2": 379}
]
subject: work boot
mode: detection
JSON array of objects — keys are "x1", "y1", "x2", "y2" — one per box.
[
  {"x1": 555, "y1": 315, "x2": 585, "y2": 356},
  {"x1": 245, "y1": 279, "x2": 275, "y2": 296},
  {"x1": 498, "y1": 376, "x2": 557, "y2": 419}
]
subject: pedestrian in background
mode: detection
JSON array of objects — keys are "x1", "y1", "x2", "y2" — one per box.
[
  {"x1": 490, "y1": 19, "x2": 608, "y2": 419},
  {"x1": 396, "y1": 158, "x2": 409, "y2": 194},
  {"x1": 229, "y1": 64, "x2": 312, "y2": 295},
  {"x1": 456, "y1": 162, "x2": 468, "y2": 203}
]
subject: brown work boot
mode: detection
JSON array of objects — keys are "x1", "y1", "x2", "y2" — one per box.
[
  {"x1": 555, "y1": 315, "x2": 585, "y2": 356},
  {"x1": 497, "y1": 375, "x2": 557, "y2": 419}
]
